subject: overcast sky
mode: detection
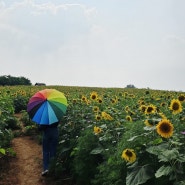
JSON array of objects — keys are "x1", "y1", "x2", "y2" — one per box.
[{"x1": 1, "y1": 0, "x2": 185, "y2": 91}]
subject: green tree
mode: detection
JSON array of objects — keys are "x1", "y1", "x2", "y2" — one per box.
[{"x1": 0, "y1": 75, "x2": 32, "y2": 85}]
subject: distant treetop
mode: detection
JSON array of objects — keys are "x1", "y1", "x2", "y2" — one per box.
[{"x1": 0, "y1": 75, "x2": 32, "y2": 86}]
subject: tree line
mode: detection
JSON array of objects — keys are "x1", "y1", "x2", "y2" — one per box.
[{"x1": 0, "y1": 75, "x2": 32, "y2": 86}]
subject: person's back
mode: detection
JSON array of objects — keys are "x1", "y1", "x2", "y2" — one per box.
[{"x1": 38, "y1": 122, "x2": 59, "y2": 176}]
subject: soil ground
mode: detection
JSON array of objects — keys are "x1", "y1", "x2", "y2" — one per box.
[
  {"x1": 0, "y1": 136, "x2": 56, "y2": 185},
  {"x1": 0, "y1": 113, "x2": 58, "y2": 185}
]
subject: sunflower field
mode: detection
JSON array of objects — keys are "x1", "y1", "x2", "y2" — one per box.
[{"x1": 0, "y1": 85, "x2": 185, "y2": 185}]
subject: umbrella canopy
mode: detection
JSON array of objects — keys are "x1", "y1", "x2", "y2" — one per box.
[{"x1": 27, "y1": 89, "x2": 67, "y2": 125}]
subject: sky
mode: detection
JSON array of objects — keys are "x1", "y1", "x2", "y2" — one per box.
[{"x1": 1, "y1": 0, "x2": 185, "y2": 91}]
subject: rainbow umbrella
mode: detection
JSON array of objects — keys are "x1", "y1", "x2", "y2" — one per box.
[{"x1": 27, "y1": 89, "x2": 67, "y2": 125}]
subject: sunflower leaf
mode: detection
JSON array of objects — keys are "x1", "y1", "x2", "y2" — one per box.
[
  {"x1": 155, "y1": 165, "x2": 172, "y2": 178},
  {"x1": 174, "y1": 181, "x2": 185, "y2": 185},
  {"x1": 90, "y1": 147, "x2": 103, "y2": 155},
  {"x1": 126, "y1": 164, "x2": 153, "y2": 185},
  {"x1": 146, "y1": 144, "x2": 166, "y2": 156},
  {"x1": 143, "y1": 126, "x2": 156, "y2": 131},
  {"x1": 158, "y1": 149, "x2": 179, "y2": 162},
  {"x1": 127, "y1": 135, "x2": 139, "y2": 141},
  {"x1": 152, "y1": 138, "x2": 163, "y2": 145}
]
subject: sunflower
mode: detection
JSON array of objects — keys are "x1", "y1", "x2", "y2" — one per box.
[
  {"x1": 156, "y1": 119, "x2": 174, "y2": 138},
  {"x1": 90, "y1": 91, "x2": 98, "y2": 100},
  {"x1": 97, "y1": 97, "x2": 103, "y2": 103},
  {"x1": 126, "y1": 115, "x2": 132, "y2": 122},
  {"x1": 93, "y1": 126, "x2": 102, "y2": 134},
  {"x1": 93, "y1": 106, "x2": 99, "y2": 112},
  {"x1": 111, "y1": 98, "x2": 117, "y2": 104},
  {"x1": 81, "y1": 95, "x2": 87, "y2": 102},
  {"x1": 123, "y1": 92, "x2": 128, "y2": 97},
  {"x1": 145, "y1": 104, "x2": 156, "y2": 114},
  {"x1": 101, "y1": 111, "x2": 113, "y2": 120},
  {"x1": 129, "y1": 94, "x2": 135, "y2": 98},
  {"x1": 138, "y1": 99, "x2": 145, "y2": 105},
  {"x1": 72, "y1": 99, "x2": 78, "y2": 104},
  {"x1": 139, "y1": 105, "x2": 147, "y2": 113},
  {"x1": 178, "y1": 94, "x2": 185, "y2": 102},
  {"x1": 121, "y1": 149, "x2": 136, "y2": 163},
  {"x1": 169, "y1": 99, "x2": 183, "y2": 114},
  {"x1": 124, "y1": 106, "x2": 130, "y2": 113},
  {"x1": 95, "y1": 114, "x2": 102, "y2": 121},
  {"x1": 160, "y1": 102, "x2": 166, "y2": 107}
]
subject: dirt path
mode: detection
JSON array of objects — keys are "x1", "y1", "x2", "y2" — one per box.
[
  {"x1": 2, "y1": 136, "x2": 55, "y2": 185},
  {"x1": 0, "y1": 113, "x2": 65, "y2": 185},
  {"x1": 12, "y1": 136, "x2": 44, "y2": 185}
]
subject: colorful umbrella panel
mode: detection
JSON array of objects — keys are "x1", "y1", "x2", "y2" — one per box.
[{"x1": 27, "y1": 89, "x2": 67, "y2": 125}]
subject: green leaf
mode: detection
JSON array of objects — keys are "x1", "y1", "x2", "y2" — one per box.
[
  {"x1": 0, "y1": 148, "x2": 6, "y2": 155},
  {"x1": 155, "y1": 165, "x2": 172, "y2": 178},
  {"x1": 158, "y1": 149, "x2": 179, "y2": 162},
  {"x1": 146, "y1": 145, "x2": 163, "y2": 156},
  {"x1": 143, "y1": 126, "x2": 156, "y2": 131},
  {"x1": 90, "y1": 147, "x2": 103, "y2": 154},
  {"x1": 126, "y1": 165, "x2": 153, "y2": 185},
  {"x1": 152, "y1": 138, "x2": 163, "y2": 145},
  {"x1": 127, "y1": 135, "x2": 139, "y2": 141},
  {"x1": 174, "y1": 181, "x2": 185, "y2": 185},
  {"x1": 176, "y1": 155, "x2": 185, "y2": 163}
]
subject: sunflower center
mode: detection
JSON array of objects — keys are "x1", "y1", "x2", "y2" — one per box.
[
  {"x1": 160, "y1": 123, "x2": 171, "y2": 133},
  {"x1": 98, "y1": 99, "x2": 102, "y2": 103},
  {"x1": 126, "y1": 150, "x2": 133, "y2": 157},
  {"x1": 147, "y1": 107, "x2": 153, "y2": 113},
  {"x1": 179, "y1": 96, "x2": 185, "y2": 101},
  {"x1": 172, "y1": 103, "x2": 179, "y2": 110}
]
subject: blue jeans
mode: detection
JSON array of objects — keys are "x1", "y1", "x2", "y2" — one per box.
[{"x1": 42, "y1": 127, "x2": 59, "y2": 171}]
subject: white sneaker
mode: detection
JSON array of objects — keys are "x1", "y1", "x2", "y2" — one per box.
[{"x1": 41, "y1": 169, "x2": 49, "y2": 176}]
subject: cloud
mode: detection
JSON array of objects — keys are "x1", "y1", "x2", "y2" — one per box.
[
  {"x1": 0, "y1": 1, "x2": 97, "y2": 58},
  {"x1": 1, "y1": 0, "x2": 185, "y2": 91},
  {"x1": 0, "y1": 1, "x2": 5, "y2": 9}
]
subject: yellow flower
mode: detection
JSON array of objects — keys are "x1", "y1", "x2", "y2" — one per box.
[
  {"x1": 139, "y1": 105, "x2": 147, "y2": 113},
  {"x1": 178, "y1": 94, "x2": 185, "y2": 102},
  {"x1": 124, "y1": 106, "x2": 130, "y2": 113},
  {"x1": 111, "y1": 98, "x2": 117, "y2": 104},
  {"x1": 156, "y1": 119, "x2": 174, "y2": 138},
  {"x1": 90, "y1": 91, "x2": 98, "y2": 100},
  {"x1": 126, "y1": 115, "x2": 132, "y2": 122},
  {"x1": 160, "y1": 102, "x2": 166, "y2": 107},
  {"x1": 101, "y1": 111, "x2": 113, "y2": 120},
  {"x1": 72, "y1": 99, "x2": 77, "y2": 104},
  {"x1": 97, "y1": 97, "x2": 103, "y2": 103},
  {"x1": 93, "y1": 106, "x2": 99, "y2": 112},
  {"x1": 169, "y1": 99, "x2": 183, "y2": 114},
  {"x1": 145, "y1": 104, "x2": 156, "y2": 114},
  {"x1": 81, "y1": 95, "x2": 87, "y2": 102},
  {"x1": 95, "y1": 114, "x2": 102, "y2": 121},
  {"x1": 93, "y1": 126, "x2": 102, "y2": 134},
  {"x1": 121, "y1": 149, "x2": 136, "y2": 163},
  {"x1": 123, "y1": 92, "x2": 128, "y2": 97}
]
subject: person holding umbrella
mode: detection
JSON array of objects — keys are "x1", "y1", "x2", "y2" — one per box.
[
  {"x1": 38, "y1": 121, "x2": 59, "y2": 176},
  {"x1": 27, "y1": 89, "x2": 68, "y2": 176}
]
